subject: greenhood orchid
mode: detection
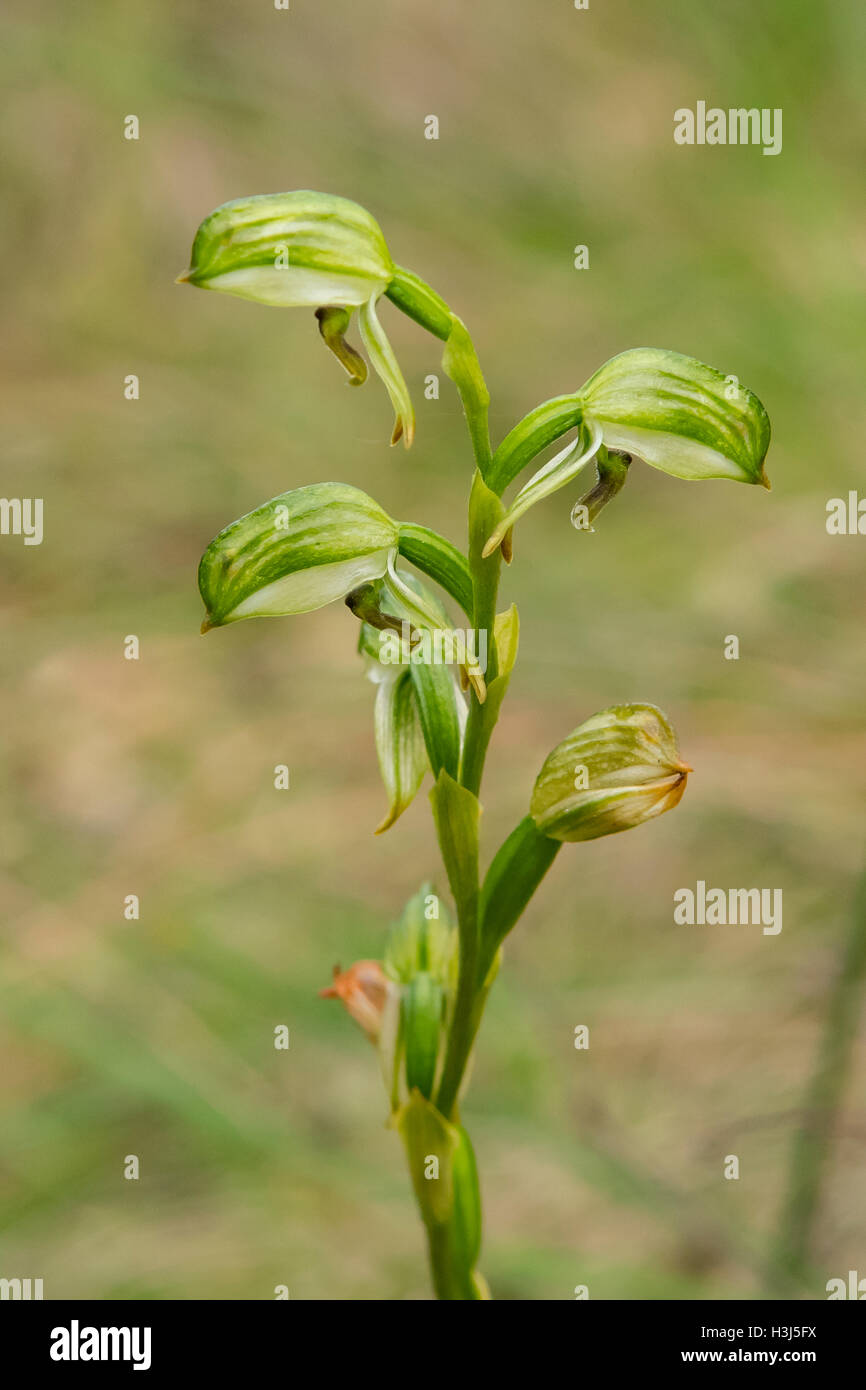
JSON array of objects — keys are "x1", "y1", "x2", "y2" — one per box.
[
  {"x1": 179, "y1": 191, "x2": 416, "y2": 446},
  {"x1": 484, "y1": 347, "x2": 771, "y2": 556},
  {"x1": 183, "y1": 188, "x2": 773, "y2": 1302}
]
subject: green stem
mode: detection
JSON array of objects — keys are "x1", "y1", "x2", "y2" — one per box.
[
  {"x1": 460, "y1": 649, "x2": 499, "y2": 799},
  {"x1": 426, "y1": 1222, "x2": 484, "y2": 1299},
  {"x1": 460, "y1": 477, "x2": 503, "y2": 796},
  {"x1": 434, "y1": 925, "x2": 482, "y2": 1120},
  {"x1": 442, "y1": 320, "x2": 494, "y2": 487},
  {"x1": 427, "y1": 1223, "x2": 457, "y2": 1299},
  {"x1": 387, "y1": 267, "x2": 494, "y2": 486},
  {"x1": 411, "y1": 320, "x2": 511, "y2": 1290},
  {"x1": 434, "y1": 472, "x2": 505, "y2": 1120},
  {"x1": 386, "y1": 266, "x2": 453, "y2": 341}
]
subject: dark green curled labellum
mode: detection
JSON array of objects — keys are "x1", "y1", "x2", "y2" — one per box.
[{"x1": 569, "y1": 446, "x2": 631, "y2": 531}]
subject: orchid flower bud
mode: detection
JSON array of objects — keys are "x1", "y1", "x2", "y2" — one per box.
[
  {"x1": 484, "y1": 348, "x2": 770, "y2": 555},
  {"x1": 198, "y1": 482, "x2": 398, "y2": 629},
  {"x1": 383, "y1": 883, "x2": 458, "y2": 990},
  {"x1": 320, "y1": 960, "x2": 396, "y2": 1042},
  {"x1": 382, "y1": 888, "x2": 458, "y2": 1107},
  {"x1": 321, "y1": 957, "x2": 406, "y2": 1110},
  {"x1": 325, "y1": 890, "x2": 455, "y2": 1112},
  {"x1": 530, "y1": 703, "x2": 691, "y2": 842},
  {"x1": 178, "y1": 191, "x2": 415, "y2": 446}
]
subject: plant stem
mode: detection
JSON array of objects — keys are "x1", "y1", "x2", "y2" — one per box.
[
  {"x1": 420, "y1": 328, "x2": 511, "y2": 1286},
  {"x1": 426, "y1": 1223, "x2": 456, "y2": 1299},
  {"x1": 434, "y1": 937, "x2": 482, "y2": 1120},
  {"x1": 434, "y1": 471, "x2": 505, "y2": 1120},
  {"x1": 426, "y1": 1221, "x2": 484, "y2": 1299}
]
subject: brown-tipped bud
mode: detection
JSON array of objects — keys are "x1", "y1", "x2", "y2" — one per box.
[
  {"x1": 530, "y1": 702, "x2": 690, "y2": 842},
  {"x1": 320, "y1": 960, "x2": 394, "y2": 1042}
]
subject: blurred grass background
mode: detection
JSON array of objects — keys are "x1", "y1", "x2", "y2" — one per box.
[{"x1": 1, "y1": 0, "x2": 865, "y2": 1299}]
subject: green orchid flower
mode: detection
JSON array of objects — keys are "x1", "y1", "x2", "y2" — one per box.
[
  {"x1": 484, "y1": 347, "x2": 771, "y2": 555},
  {"x1": 178, "y1": 191, "x2": 415, "y2": 446},
  {"x1": 198, "y1": 482, "x2": 400, "y2": 629}
]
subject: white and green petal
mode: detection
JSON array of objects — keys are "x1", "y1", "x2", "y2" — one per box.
[
  {"x1": 179, "y1": 191, "x2": 395, "y2": 307},
  {"x1": 179, "y1": 191, "x2": 417, "y2": 446},
  {"x1": 373, "y1": 669, "x2": 428, "y2": 834},
  {"x1": 530, "y1": 702, "x2": 690, "y2": 843},
  {"x1": 579, "y1": 348, "x2": 771, "y2": 486},
  {"x1": 486, "y1": 349, "x2": 771, "y2": 547},
  {"x1": 198, "y1": 482, "x2": 398, "y2": 628}
]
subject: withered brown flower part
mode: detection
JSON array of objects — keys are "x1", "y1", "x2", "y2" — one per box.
[{"x1": 320, "y1": 960, "x2": 393, "y2": 1042}]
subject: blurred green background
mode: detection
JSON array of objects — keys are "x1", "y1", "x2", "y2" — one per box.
[{"x1": 1, "y1": 0, "x2": 865, "y2": 1299}]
